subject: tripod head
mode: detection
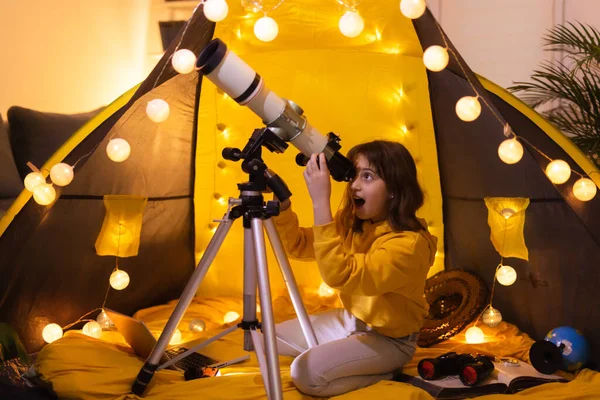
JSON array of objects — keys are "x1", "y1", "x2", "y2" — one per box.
[{"x1": 222, "y1": 126, "x2": 292, "y2": 202}]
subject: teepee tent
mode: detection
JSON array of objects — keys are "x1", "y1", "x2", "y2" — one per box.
[{"x1": 0, "y1": 0, "x2": 598, "y2": 367}]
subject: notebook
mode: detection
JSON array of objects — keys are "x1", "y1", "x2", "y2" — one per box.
[{"x1": 104, "y1": 309, "x2": 249, "y2": 372}]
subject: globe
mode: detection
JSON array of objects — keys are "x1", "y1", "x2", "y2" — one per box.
[{"x1": 530, "y1": 326, "x2": 590, "y2": 373}]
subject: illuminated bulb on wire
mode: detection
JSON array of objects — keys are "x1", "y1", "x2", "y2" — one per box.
[
  {"x1": 33, "y1": 183, "x2": 56, "y2": 205},
  {"x1": 456, "y1": 96, "x2": 481, "y2": 122},
  {"x1": 146, "y1": 99, "x2": 170, "y2": 123},
  {"x1": 82, "y1": 321, "x2": 102, "y2": 338},
  {"x1": 465, "y1": 326, "x2": 484, "y2": 344},
  {"x1": 172, "y1": 49, "x2": 196, "y2": 74},
  {"x1": 24, "y1": 172, "x2": 45, "y2": 192},
  {"x1": 318, "y1": 282, "x2": 336, "y2": 297},
  {"x1": 496, "y1": 265, "x2": 517, "y2": 286},
  {"x1": 338, "y1": 11, "x2": 364, "y2": 38},
  {"x1": 169, "y1": 329, "x2": 182, "y2": 345},
  {"x1": 545, "y1": 159, "x2": 571, "y2": 184},
  {"x1": 254, "y1": 16, "x2": 278, "y2": 42},
  {"x1": 106, "y1": 138, "x2": 131, "y2": 162},
  {"x1": 498, "y1": 138, "x2": 523, "y2": 164},
  {"x1": 242, "y1": 0, "x2": 262, "y2": 13},
  {"x1": 223, "y1": 311, "x2": 240, "y2": 324},
  {"x1": 423, "y1": 45, "x2": 448, "y2": 72},
  {"x1": 50, "y1": 163, "x2": 74, "y2": 186},
  {"x1": 110, "y1": 269, "x2": 130, "y2": 290},
  {"x1": 96, "y1": 310, "x2": 114, "y2": 330},
  {"x1": 482, "y1": 307, "x2": 503, "y2": 328},
  {"x1": 203, "y1": 0, "x2": 229, "y2": 22},
  {"x1": 189, "y1": 319, "x2": 206, "y2": 333},
  {"x1": 400, "y1": 0, "x2": 426, "y2": 19},
  {"x1": 573, "y1": 178, "x2": 597, "y2": 201},
  {"x1": 42, "y1": 323, "x2": 63, "y2": 344}
]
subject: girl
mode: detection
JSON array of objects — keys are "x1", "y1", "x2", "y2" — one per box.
[{"x1": 272, "y1": 140, "x2": 438, "y2": 397}]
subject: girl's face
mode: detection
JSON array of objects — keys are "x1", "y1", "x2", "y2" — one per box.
[{"x1": 350, "y1": 154, "x2": 390, "y2": 223}]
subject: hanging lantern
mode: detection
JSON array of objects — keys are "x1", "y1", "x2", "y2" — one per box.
[
  {"x1": 456, "y1": 96, "x2": 481, "y2": 122},
  {"x1": 482, "y1": 307, "x2": 503, "y2": 328},
  {"x1": 146, "y1": 99, "x2": 170, "y2": 123},
  {"x1": 106, "y1": 138, "x2": 131, "y2": 162},
  {"x1": 110, "y1": 269, "x2": 130, "y2": 290},
  {"x1": 254, "y1": 16, "x2": 279, "y2": 42},
  {"x1": 203, "y1": 0, "x2": 229, "y2": 22},
  {"x1": 400, "y1": 0, "x2": 426, "y2": 19},
  {"x1": 172, "y1": 49, "x2": 196, "y2": 74},
  {"x1": 496, "y1": 265, "x2": 517, "y2": 286},
  {"x1": 50, "y1": 163, "x2": 74, "y2": 186},
  {"x1": 33, "y1": 183, "x2": 56, "y2": 206},
  {"x1": 42, "y1": 323, "x2": 63, "y2": 344},
  {"x1": 338, "y1": 11, "x2": 364, "y2": 38},
  {"x1": 82, "y1": 321, "x2": 103, "y2": 338},
  {"x1": 498, "y1": 138, "x2": 523, "y2": 164},
  {"x1": 545, "y1": 160, "x2": 571, "y2": 184},
  {"x1": 465, "y1": 326, "x2": 484, "y2": 344},
  {"x1": 423, "y1": 45, "x2": 449, "y2": 72},
  {"x1": 573, "y1": 178, "x2": 597, "y2": 202},
  {"x1": 189, "y1": 319, "x2": 206, "y2": 333},
  {"x1": 24, "y1": 172, "x2": 45, "y2": 192}
]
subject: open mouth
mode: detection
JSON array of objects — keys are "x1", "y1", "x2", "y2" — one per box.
[{"x1": 353, "y1": 198, "x2": 366, "y2": 208}]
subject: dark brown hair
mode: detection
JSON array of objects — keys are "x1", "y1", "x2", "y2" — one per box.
[{"x1": 338, "y1": 140, "x2": 425, "y2": 234}]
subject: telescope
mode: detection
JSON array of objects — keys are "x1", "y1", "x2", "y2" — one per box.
[{"x1": 196, "y1": 38, "x2": 356, "y2": 183}]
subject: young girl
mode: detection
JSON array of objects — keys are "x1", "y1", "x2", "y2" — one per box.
[{"x1": 272, "y1": 140, "x2": 438, "y2": 397}]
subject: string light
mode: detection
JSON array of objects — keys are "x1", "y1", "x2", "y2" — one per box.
[
  {"x1": 203, "y1": 0, "x2": 229, "y2": 22},
  {"x1": 482, "y1": 306, "x2": 502, "y2": 328},
  {"x1": 455, "y1": 96, "x2": 481, "y2": 122},
  {"x1": 400, "y1": 0, "x2": 426, "y2": 19},
  {"x1": 42, "y1": 323, "x2": 63, "y2": 344},
  {"x1": 24, "y1": 172, "x2": 45, "y2": 192},
  {"x1": 146, "y1": 99, "x2": 170, "y2": 123},
  {"x1": 110, "y1": 269, "x2": 130, "y2": 290},
  {"x1": 96, "y1": 310, "x2": 114, "y2": 330},
  {"x1": 573, "y1": 178, "x2": 597, "y2": 201},
  {"x1": 169, "y1": 329, "x2": 183, "y2": 345},
  {"x1": 546, "y1": 159, "x2": 571, "y2": 184},
  {"x1": 172, "y1": 49, "x2": 197, "y2": 74},
  {"x1": 106, "y1": 138, "x2": 131, "y2": 162},
  {"x1": 254, "y1": 16, "x2": 279, "y2": 42},
  {"x1": 189, "y1": 319, "x2": 206, "y2": 332},
  {"x1": 423, "y1": 45, "x2": 449, "y2": 72},
  {"x1": 33, "y1": 183, "x2": 56, "y2": 206},
  {"x1": 498, "y1": 138, "x2": 523, "y2": 164},
  {"x1": 318, "y1": 282, "x2": 336, "y2": 297},
  {"x1": 82, "y1": 321, "x2": 102, "y2": 338},
  {"x1": 465, "y1": 326, "x2": 484, "y2": 344},
  {"x1": 338, "y1": 11, "x2": 364, "y2": 38},
  {"x1": 223, "y1": 311, "x2": 240, "y2": 324},
  {"x1": 496, "y1": 265, "x2": 517, "y2": 286},
  {"x1": 50, "y1": 163, "x2": 74, "y2": 186}
]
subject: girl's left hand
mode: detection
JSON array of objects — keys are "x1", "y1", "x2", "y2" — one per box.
[{"x1": 303, "y1": 153, "x2": 331, "y2": 209}]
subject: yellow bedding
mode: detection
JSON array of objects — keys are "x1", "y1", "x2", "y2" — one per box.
[{"x1": 36, "y1": 295, "x2": 600, "y2": 399}]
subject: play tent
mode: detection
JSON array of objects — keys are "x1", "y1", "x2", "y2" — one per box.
[{"x1": 0, "y1": 0, "x2": 598, "y2": 371}]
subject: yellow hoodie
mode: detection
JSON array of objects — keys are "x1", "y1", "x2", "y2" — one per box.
[{"x1": 273, "y1": 207, "x2": 438, "y2": 338}]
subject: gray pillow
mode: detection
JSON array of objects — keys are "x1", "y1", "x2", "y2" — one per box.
[
  {"x1": 7, "y1": 106, "x2": 102, "y2": 179},
  {"x1": 0, "y1": 113, "x2": 23, "y2": 197}
]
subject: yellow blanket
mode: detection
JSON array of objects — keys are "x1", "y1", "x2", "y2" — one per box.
[{"x1": 36, "y1": 295, "x2": 600, "y2": 399}]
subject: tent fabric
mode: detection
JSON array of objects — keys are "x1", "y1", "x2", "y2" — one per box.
[{"x1": 0, "y1": 113, "x2": 23, "y2": 200}]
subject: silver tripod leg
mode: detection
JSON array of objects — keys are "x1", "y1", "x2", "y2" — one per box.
[
  {"x1": 264, "y1": 219, "x2": 319, "y2": 348},
  {"x1": 251, "y1": 218, "x2": 283, "y2": 400},
  {"x1": 131, "y1": 219, "x2": 234, "y2": 395},
  {"x1": 243, "y1": 227, "x2": 258, "y2": 351}
]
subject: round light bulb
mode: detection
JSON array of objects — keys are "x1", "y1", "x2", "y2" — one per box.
[
  {"x1": 171, "y1": 49, "x2": 196, "y2": 74},
  {"x1": 338, "y1": 11, "x2": 364, "y2": 38},
  {"x1": 203, "y1": 0, "x2": 229, "y2": 22},
  {"x1": 146, "y1": 99, "x2": 170, "y2": 123},
  {"x1": 24, "y1": 172, "x2": 45, "y2": 192},
  {"x1": 465, "y1": 326, "x2": 484, "y2": 344},
  {"x1": 110, "y1": 269, "x2": 130, "y2": 290},
  {"x1": 254, "y1": 16, "x2": 278, "y2": 42},
  {"x1": 423, "y1": 45, "x2": 449, "y2": 72},
  {"x1": 318, "y1": 282, "x2": 336, "y2": 297},
  {"x1": 456, "y1": 96, "x2": 481, "y2": 122},
  {"x1": 482, "y1": 307, "x2": 503, "y2": 328},
  {"x1": 242, "y1": 0, "x2": 262, "y2": 12},
  {"x1": 106, "y1": 138, "x2": 131, "y2": 162},
  {"x1": 96, "y1": 310, "x2": 114, "y2": 330},
  {"x1": 50, "y1": 163, "x2": 74, "y2": 186},
  {"x1": 33, "y1": 183, "x2": 56, "y2": 206},
  {"x1": 189, "y1": 319, "x2": 206, "y2": 333},
  {"x1": 400, "y1": 0, "x2": 426, "y2": 19},
  {"x1": 42, "y1": 323, "x2": 63, "y2": 344},
  {"x1": 498, "y1": 138, "x2": 523, "y2": 164},
  {"x1": 82, "y1": 321, "x2": 102, "y2": 338},
  {"x1": 223, "y1": 311, "x2": 240, "y2": 324},
  {"x1": 496, "y1": 265, "x2": 517, "y2": 286},
  {"x1": 573, "y1": 178, "x2": 597, "y2": 202},
  {"x1": 169, "y1": 329, "x2": 182, "y2": 345},
  {"x1": 545, "y1": 159, "x2": 571, "y2": 184}
]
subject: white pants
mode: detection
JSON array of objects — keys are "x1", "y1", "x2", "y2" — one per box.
[{"x1": 273, "y1": 308, "x2": 417, "y2": 397}]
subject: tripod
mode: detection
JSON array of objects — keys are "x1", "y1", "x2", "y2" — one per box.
[{"x1": 132, "y1": 128, "x2": 319, "y2": 400}]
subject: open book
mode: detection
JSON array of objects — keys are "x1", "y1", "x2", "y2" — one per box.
[{"x1": 395, "y1": 360, "x2": 568, "y2": 399}]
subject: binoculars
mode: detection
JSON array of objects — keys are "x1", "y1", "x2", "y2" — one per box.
[{"x1": 417, "y1": 352, "x2": 495, "y2": 386}]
